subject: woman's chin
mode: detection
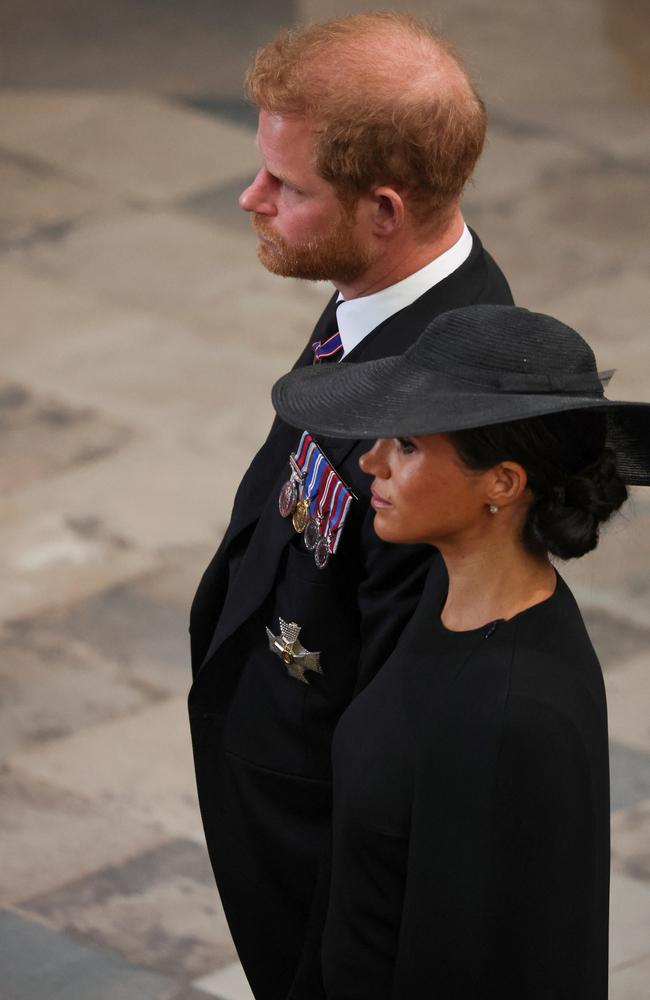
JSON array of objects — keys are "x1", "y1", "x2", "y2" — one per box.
[{"x1": 373, "y1": 513, "x2": 420, "y2": 546}]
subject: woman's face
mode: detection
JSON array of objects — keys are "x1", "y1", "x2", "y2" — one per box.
[{"x1": 359, "y1": 433, "x2": 495, "y2": 546}]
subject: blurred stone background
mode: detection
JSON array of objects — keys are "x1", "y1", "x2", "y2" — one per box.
[{"x1": 0, "y1": 1, "x2": 648, "y2": 998}]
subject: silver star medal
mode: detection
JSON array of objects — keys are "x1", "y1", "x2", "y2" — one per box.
[{"x1": 265, "y1": 618, "x2": 322, "y2": 684}]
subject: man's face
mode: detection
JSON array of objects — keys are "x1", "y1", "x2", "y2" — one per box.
[{"x1": 239, "y1": 110, "x2": 375, "y2": 284}]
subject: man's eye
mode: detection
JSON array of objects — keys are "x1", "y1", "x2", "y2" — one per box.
[{"x1": 396, "y1": 437, "x2": 416, "y2": 454}]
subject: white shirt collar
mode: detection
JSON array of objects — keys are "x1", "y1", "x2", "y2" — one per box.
[{"x1": 336, "y1": 224, "x2": 472, "y2": 359}]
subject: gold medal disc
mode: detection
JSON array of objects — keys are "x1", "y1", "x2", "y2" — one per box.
[{"x1": 292, "y1": 499, "x2": 310, "y2": 534}]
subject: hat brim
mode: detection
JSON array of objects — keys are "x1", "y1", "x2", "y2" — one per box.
[{"x1": 271, "y1": 356, "x2": 650, "y2": 486}]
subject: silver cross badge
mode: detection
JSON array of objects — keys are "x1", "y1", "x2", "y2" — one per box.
[{"x1": 265, "y1": 618, "x2": 322, "y2": 684}]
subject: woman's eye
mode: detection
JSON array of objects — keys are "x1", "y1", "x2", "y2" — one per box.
[{"x1": 396, "y1": 437, "x2": 416, "y2": 454}]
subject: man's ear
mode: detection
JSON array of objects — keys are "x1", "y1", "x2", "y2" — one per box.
[{"x1": 370, "y1": 186, "x2": 406, "y2": 235}]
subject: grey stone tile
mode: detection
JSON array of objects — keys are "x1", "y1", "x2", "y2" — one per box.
[
  {"x1": 179, "y1": 98, "x2": 258, "y2": 132},
  {"x1": 0, "y1": 908, "x2": 176, "y2": 1000},
  {"x1": 24, "y1": 839, "x2": 237, "y2": 979},
  {"x1": 0, "y1": 379, "x2": 130, "y2": 495},
  {"x1": 0, "y1": 0, "x2": 294, "y2": 95},
  {"x1": 610, "y1": 742, "x2": 650, "y2": 812},
  {"x1": 580, "y1": 606, "x2": 650, "y2": 673}
]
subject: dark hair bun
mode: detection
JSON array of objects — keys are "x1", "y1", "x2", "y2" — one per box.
[{"x1": 526, "y1": 449, "x2": 628, "y2": 559}]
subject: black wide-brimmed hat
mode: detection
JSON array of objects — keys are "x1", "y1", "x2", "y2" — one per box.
[{"x1": 272, "y1": 305, "x2": 650, "y2": 486}]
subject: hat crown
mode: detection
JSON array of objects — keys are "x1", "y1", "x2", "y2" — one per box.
[{"x1": 407, "y1": 305, "x2": 601, "y2": 393}]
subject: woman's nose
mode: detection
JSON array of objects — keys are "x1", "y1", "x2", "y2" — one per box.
[
  {"x1": 239, "y1": 168, "x2": 275, "y2": 215},
  {"x1": 359, "y1": 439, "x2": 389, "y2": 477}
]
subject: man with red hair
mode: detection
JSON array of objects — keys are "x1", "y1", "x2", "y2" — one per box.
[{"x1": 189, "y1": 13, "x2": 512, "y2": 999}]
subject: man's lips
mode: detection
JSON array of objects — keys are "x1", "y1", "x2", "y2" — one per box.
[{"x1": 370, "y1": 488, "x2": 392, "y2": 510}]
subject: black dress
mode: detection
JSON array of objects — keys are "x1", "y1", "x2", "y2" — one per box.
[{"x1": 323, "y1": 554, "x2": 610, "y2": 999}]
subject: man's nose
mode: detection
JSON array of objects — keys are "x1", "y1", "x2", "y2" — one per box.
[{"x1": 239, "y1": 168, "x2": 276, "y2": 215}]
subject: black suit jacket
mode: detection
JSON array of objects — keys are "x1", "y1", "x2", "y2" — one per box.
[{"x1": 189, "y1": 231, "x2": 513, "y2": 1000}]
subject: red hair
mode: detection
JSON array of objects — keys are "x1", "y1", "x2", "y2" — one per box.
[{"x1": 245, "y1": 13, "x2": 486, "y2": 229}]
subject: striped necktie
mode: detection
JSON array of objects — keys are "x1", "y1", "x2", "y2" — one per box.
[{"x1": 312, "y1": 330, "x2": 343, "y2": 363}]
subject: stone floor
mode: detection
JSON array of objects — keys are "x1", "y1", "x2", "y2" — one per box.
[{"x1": 0, "y1": 1, "x2": 649, "y2": 998}]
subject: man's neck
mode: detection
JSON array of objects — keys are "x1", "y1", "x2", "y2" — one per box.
[{"x1": 335, "y1": 210, "x2": 465, "y2": 299}]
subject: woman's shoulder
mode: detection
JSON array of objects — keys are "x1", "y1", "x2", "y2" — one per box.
[{"x1": 506, "y1": 573, "x2": 605, "y2": 711}]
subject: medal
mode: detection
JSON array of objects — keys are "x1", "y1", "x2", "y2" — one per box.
[
  {"x1": 265, "y1": 618, "x2": 322, "y2": 684},
  {"x1": 278, "y1": 431, "x2": 355, "y2": 565},
  {"x1": 304, "y1": 515, "x2": 322, "y2": 551},
  {"x1": 292, "y1": 498, "x2": 310, "y2": 533},
  {"x1": 314, "y1": 536, "x2": 330, "y2": 570},
  {"x1": 305, "y1": 470, "x2": 335, "y2": 555},
  {"x1": 278, "y1": 478, "x2": 298, "y2": 518},
  {"x1": 278, "y1": 452, "x2": 306, "y2": 518}
]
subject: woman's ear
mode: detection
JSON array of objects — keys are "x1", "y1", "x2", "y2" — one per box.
[{"x1": 486, "y1": 461, "x2": 528, "y2": 511}]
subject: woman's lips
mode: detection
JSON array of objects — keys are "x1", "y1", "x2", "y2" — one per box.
[{"x1": 370, "y1": 489, "x2": 392, "y2": 510}]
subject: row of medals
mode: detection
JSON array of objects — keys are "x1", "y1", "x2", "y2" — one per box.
[{"x1": 279, "y1": 454, "x2": 332, "y2": 569}]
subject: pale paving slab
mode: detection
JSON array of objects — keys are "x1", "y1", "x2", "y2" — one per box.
[
  {"x1": 463, "y1": 202, "x2": 627, "y2": 310},
  {"x1": 561, "y1": 500, "x2": 650, "y2": 619},
  {"x1": 0, "y1": 260, "x2": 327, "y2": 427},
  {"x1": 605, "y1": 655, "x2": 650, "y2": 754},
  {"x1": 0, "y1": 260, "x2": 144, "y2": 360},
  {"x1": 299, "y1": 0, "x2": 635, "y2": 110},
  {"x1": 468, "y1": 126, "x2": 590, "y2": 210},
  {"x1": 541, "y1": 270, "x2": 650, "y2": 403},
  {"x1": 12, "y1": 210, "x2": 257, "y2": 320},
  {"x1": 610, "y1": 873, "x2": 650, "y2": 969},
  {"x1": 24, "y1": 839, "x2": 237, "y2": 979},
  {"x1": 194, "y1": 960, "x2": 255, "y2": 1000},
  {"x1": 610, "y1": 743, "x2": 650, "y2": 813},
  {"x1": 611, "y1": 954, "x2": 650, "y2": 1000},
  {"x1": 0, "y1": 300, "x2": 289, "y2": 448},
  {"x1": 0, "y1": 501, "x2": 155, "y2": 622},
  {"x1": 15, "y1": 569, "x2": 194, "y2": 701},
  {"x1": 8, "y1": 696, "x2": 204, "y2": 841},
  {"x1": 0, "y1": 150, "x2": 121, "y2": 243},
  {"x1": 1, "y1": 432, "x2": 259, "y2": 559},
  {"x1": 0, "y1": 771, "x2": 169, "y2": 904},
  {"x1": 0, "y1": 91, "x2": 261, "y2": 202},
  {"x1": 612, "y1": 799, "x2": 650, "y2": 884},
  {"x1": 580, "y1": 606, "x2": 650, "y2": 676}
]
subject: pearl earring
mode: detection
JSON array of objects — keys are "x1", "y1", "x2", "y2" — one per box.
[{"x1": 488, "y1": 504, "x2": 499, "y2": 514}]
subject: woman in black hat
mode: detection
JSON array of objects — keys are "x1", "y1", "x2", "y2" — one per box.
[{"x1": 271, "y1": 305, "x2": 650, "y2": 1000}]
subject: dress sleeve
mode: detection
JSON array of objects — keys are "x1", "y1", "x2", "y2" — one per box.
[
  {"x1": 391, "y1": 682, "x2": 609, "y2": 999},
  {"x1": 287, "y1": 518, "x2": 435, "y2": 1000},
  {"x1": 354, "y1": 505, "x2": 434, "y2": 692}
]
